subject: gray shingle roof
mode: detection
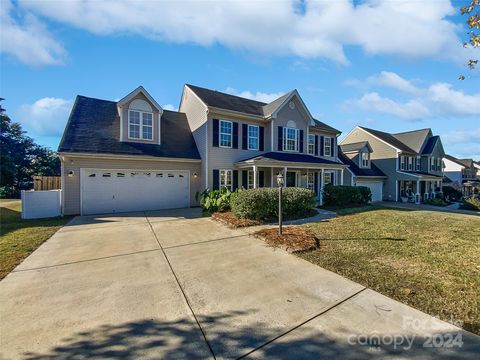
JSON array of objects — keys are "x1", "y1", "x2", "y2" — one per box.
[
  {"x1": 187, "y1": 84, "x2": 341, "y2": 134},
  {"x1": 338, "y1": 150, "x2": 386, "y2": 177},
  {"x1": 58, "y1": 95, "x2": 200, "y2": 159},
  {"x1": 392, "y1": 128, "x2": 431, "y2": 153},
  {"x1": 339, "y1": 141, "x2": 372, "y2": 153},
  {"x1": 359, "y1": 126, "x2": 417, "y2": 153}
]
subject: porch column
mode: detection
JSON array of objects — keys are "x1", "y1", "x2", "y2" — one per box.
[
  {"x1": 283, "y1": 166, "x2": 287, "y2": 187},
  {"x1": 340, "y1": 169, "x2": 344, "y2": 185},
  {"x1": 416, "y1": 180, "x2": 421, "y2": 204},
  {"x1": 270, "y1": 169, "x2": 274, "y2": 188},
  {"x1": 320, "y1": 168, "x2": 325, "y2": 205},
  {"x1": 253, "y1": 165, "x2": 258, "y2": 189}
]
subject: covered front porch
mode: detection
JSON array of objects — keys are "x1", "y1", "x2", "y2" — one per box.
[
  {"x1": 397, "y1": 176, "x2": 443, "y2": 204},
  {"x1": 235, "y1": 152, "x2": 348, "y2": 205}
]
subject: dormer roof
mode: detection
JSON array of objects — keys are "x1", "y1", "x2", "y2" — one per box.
[{"x1": 117, "y1": 86, "x2": 163, "y2": 114}]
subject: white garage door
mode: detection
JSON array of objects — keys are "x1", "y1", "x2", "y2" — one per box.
[
  {"x1": 81, "y1": 169, "x2": 190, "y2": 215},
  {"x1": 356, "y1": 181, "x2": 383, "y2": 202}
]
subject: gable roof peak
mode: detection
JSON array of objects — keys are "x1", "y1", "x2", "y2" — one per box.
[{"x1": 117, "y1": 86, "x2": 163, "y2": 113}]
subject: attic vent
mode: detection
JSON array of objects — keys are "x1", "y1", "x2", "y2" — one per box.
[{"x1": 289, "y1": 101, "x2": 295, "y2": 110}]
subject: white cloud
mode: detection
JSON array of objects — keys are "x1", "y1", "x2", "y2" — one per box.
[
  {"x1": 345, "y1": 71, "x2": 480, "y2": 120},
  {"x1": 352, "y1": 92, "x2": 431, "y2": 120},
  {"x1": 225, "y1": 87, "x2": 284, "y2": 103},
  {"x1": 366, "y1": 71, "x2": 421, "y2": 95},
  {"x1": 441, "y1": 128, "x2": 480, "y2": 145},
  {"x1": 162, "y1": 104, "x2": 177, "y2": 111},
  {"x1": 442, "y1": 129, "x2": 480, "y2": 160},
  {"x1": 14, "y1": 0, "x2": 471, "y2": 65},
  {"x1": 17, "y1": 98, "x2": 73, "y2": 137},
  {"x1": 0, "y1": 0, "x2": 66, "y2": 66}
]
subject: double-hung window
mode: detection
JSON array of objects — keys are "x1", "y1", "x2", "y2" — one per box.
[
  {"x1": 220, "y1": 169, "x2": 232, "y2": 190},
  {"x1": 323, "y1": 172, "x2": 333, "y2": 185},
  {"x1": 360, "y1": 152, "x2": 369, "y2": 168},
  {"x1": 307, "y1": 172, "x2": 315, "y2": 190},
  {"x1": 129, "y1": 110, "x2": 153, "y2": 140},
  {"x1": 248, "y1": 125, "x2": 259, "y2": 150},
  {"x1": 408, "y1": 156, "x2": 413, "y2": 171},
  {"x1": 430, "y1": 157, "x2": 435, "y2": 171},
  {"x1": 324, "y1": 137, "x2": 332, "y2": 156},
  {"x1": 308, "y1": 134, "x2": 315, "y2": 155},
  {"x1": 283, "y1": 127, "x2": 298, "y2": 152},
  {"x1": 416, "y1": 157, "x2": 421, "y2": 171},
  {"x1": 220, "y1": 120, "x2": 233, "y2": 148},
  {"x1": 400, "y1": 156, "x2": 405, "y2": 170},
  {"x1": 247, "y1": 170, "x2": 254, "y2": 189}
]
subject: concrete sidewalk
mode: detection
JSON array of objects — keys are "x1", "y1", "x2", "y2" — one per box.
[{"x1": 1, "y1": 208, "x2": 479, "y2": 359}]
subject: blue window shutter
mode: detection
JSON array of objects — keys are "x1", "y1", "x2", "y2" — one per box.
[
  {"x1": 259, "y1": 171, "x2": 265, "y2": 187},
  {"x1": 320, "y1": 136, "x2": 324, "y2": 156},
  {"x1": 278, "y1": 126, "x2": 283, "y2": 151},
  {"x1": 212, "y1": 169, "x2": 219, "y2": 190},
  {"x1": 242, "y1": 170, "x2": 248, "y2": 188},
  {"x1": 212, "y1": 119, "x2": 219, "y2": 147},
  {"x1": 233, "y1": 122, "x2": 239, "y2": 149},
  {"x1": 299, "y1": 130, "x2": 304, "y2": 153},
  {"x1": 232, "y1": 170, "x2": 238, "y2": 190},
  {"x1": 242, "y1": 124, "x2": 248, "y2": 150},
  {"x1": 314, "y1": 135, "x2": 319, "y2": 156},
  {"x1": 314, "y1": 171, "x2": 318, "y2": 195},
  {"x1": 259, "y1": 126, "x2": 265, "y2": 151}
]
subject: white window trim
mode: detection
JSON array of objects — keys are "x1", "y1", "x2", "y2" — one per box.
[
  {"x1": 247, "y1": 170, "x2": 254, "y2": 189},
  {"x1": 307, "y1": 134, "x2": 315, "y2": 155},
  {"x1": 307, "y1": 172, "x2": 315, "y2": 190},
  {"x1": 360, "y1": 152, "x2": 370, "y2": 168},
  {"x1": 408, "y1": 156, "x2": 413, "y2": 171},
  {"x1": 324, "y1": 137, "x2": 332, "y2": 157},
  {"x1": 219, "y1": 120, "x2": 233, "y2": 148},
  {"x1": 247, "y1": 124, "x2": 259, "y2": 150},
  {"x1": 128, "y1": 110, "x2": 154, "y2": 140},
  {"x1": 416, "y1": 156, "x2": 421, "y2": 171},
  {"x1": 283, "y1": 127, "x2": 299, "y2": 152},
  {"x1": 323, "y1": 171, "x2": 333, "y2": 185},
  {"x1": 219, "y1": 169, "x2": 233, "y2": 190},
  {"x1": 400, "y1": 155, "x2": 406, "y2": 170}
]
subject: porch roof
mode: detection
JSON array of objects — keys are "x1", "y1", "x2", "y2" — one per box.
[
  {"x1": 397, "y1": 171, "x2": 443, "y2": 180},
  {"x1": 235, "y1": 151, "x2": 348, "y2": 169}
]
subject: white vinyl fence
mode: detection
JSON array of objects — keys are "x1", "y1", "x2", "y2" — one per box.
[{"x1": 21, "y1": 190, "x2": 62, "y2": 219}]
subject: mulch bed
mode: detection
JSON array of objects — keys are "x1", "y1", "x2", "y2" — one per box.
[
  {"x1": 254, "y1": 226, "x2": 320, "y2": 253},
  {"x1": 211, "y1": 212, "x2": 264, "y2": 228}
]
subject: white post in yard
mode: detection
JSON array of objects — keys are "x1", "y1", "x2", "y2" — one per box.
[
  {"x1": 340, "y1": 169, "x2": 344, "y2": 185},
  {"x1": 253, "y1": 165, "x2": 258, "y2": 189},
  {"x1": 283, "y1": 166, "x2": 287, "y2": 187},
  {"x1": 320, "y1": 168, "x2": 325, "y2": 205}
]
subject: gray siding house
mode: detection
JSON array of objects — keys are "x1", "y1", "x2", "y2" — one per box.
[
  {"x1": 58, "y1": 85, "x2": 347, "y2": 215},
  {"x1": 179, "y1": 84, "x2": 347, "y2": 203},
  {"x1": 340, "y1": 126, "x2": 445, "y2": 203}
]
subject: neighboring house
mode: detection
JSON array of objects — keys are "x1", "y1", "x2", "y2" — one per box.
[
  {"x1": 338, "y1": 142, "x2": 387, "y2": 202},
  {"x1": 179, "y1": 84, "x2": 347, "y2": 202},
  {"x1": 59, "y1": 85, "x2": 347, "y2": 215},
  {"x1": 443, "y1": 155, "x2": 480, "y2": 196},
  {"x1": 340, "y1": 127, "x2": 445, "y2": 203}
]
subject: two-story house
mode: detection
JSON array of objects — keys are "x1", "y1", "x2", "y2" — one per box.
[
  {"x1": 340, "y1": 127, "x2": 445, "y2": 203},
  {"x1": 58, "y1": 85, "x2": 347, "y2": 215},
  {"x1": 443, "y1": 155, "x2": 480, "y2": 196}
]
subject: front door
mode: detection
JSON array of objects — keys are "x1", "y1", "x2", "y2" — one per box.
[{"x1": 286, "y1": 172, "x2": 296, "y2": 187}]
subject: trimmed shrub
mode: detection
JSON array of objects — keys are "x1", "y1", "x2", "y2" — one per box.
[
  {"x1": 196, "y1": 187, "x2": 233, "y2": 213},
  {"x1": 322, "y1": 184, "x2": 372, "y2": 207},
  {"x1": 230, "y1": 187, "x2": 316, "y2": 220},
  {"x1": 460, "y1": 197, "x2": 480, "y2": 211},
  {"x1": 424, "y1": 198, "x2": 448, "y2": 207},
  {"x1": 442, "y1": 186, "x2": 462, "y2": 202}
]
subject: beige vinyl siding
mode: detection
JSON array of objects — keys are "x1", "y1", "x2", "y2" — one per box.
[
  {"x1": 179, "y1": 86, "x2": 209, "y2": 189},
  {"x1": 274, "y1": 97, "x2": 309, "y2": 153},
  {"x1": 61, "y1": 155, "x2": 202, "y2": 215},
  {"x1": 342, "y1": 127, "x2": 400, "y2": 201},
  {"x1": 121, "y1": 92, "x2": 161, "y2": 144}
]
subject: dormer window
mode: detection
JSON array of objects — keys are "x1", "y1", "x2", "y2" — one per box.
[
  {"x1": 360, "y1": 152, "x2": 370, "y2": 168},
  {"x1": 128, "y1": 110, "x2": 153, "y2": 140}
]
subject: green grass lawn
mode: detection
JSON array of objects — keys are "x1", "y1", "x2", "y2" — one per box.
[
  {"x1": 301, "y1": 206, "x2": 480, "y2": 335},
  {"x1": 0, "y1": 202, "x2": 71, "y2": 280}
]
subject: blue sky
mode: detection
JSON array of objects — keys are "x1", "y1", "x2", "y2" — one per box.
[{"x1": 1, "y1": 0, "x2": 479, "y2": 159}]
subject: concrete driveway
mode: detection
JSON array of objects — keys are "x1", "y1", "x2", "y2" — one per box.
[{"x1": 1, "y1": 209, "x2": 479, "y2": 359}]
